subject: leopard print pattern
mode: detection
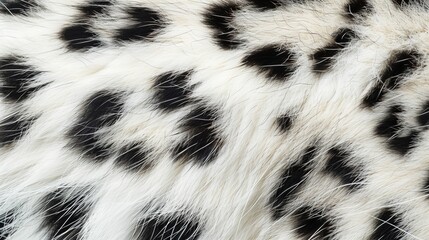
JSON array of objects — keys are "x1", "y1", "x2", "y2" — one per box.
[{"x1": 0, "y1": 0, "x2": 429, "y2": 239}]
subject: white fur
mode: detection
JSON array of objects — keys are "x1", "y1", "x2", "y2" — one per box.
[{"x1": 1, "y1": 0, "x2": 429, "y2": 239}]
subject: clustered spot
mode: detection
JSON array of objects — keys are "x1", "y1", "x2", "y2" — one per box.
[
  {"x1": 0, "y1": 210, "x2": 16, "y2": 240},
  {"x1": 362, "y1": 50, "x2": 421, "y2": 108},
  {"x1": 0, "y1": 0, "x2": 38, "y2": 15},
  {"x1": 0, "y1": 113, "x2": 35, "y2": 148},
  {"x1": 153, "y1": 71, "x2": 194, "y2": 112},
  {"x1": 276, "y1": 113, "x2": 293, "y2": 132},
  {"x1": 41, "y1": 188, "x2": 89, "y2": 240},
  {"x1": 323, "y1": 147, "x2": 364, "y2": 191},
  {"x1": 375, "y1": 105, "x2": 419, "y2": 155},
  {"x1": 60, "y1": 24, "x2": 104, "y2": 52},
  {"x1": 174, "y1": 103, "x2": 223, "y2": 165},
  {"x1": 370, "y1": 208, "x2": 405, "y2": 240},
  {"x1": 68, "y1": 90, "x2": 124, "y2": 162},
  {"x1": 115, "y1": 7, "x2": 166, "y2": 43},
  {"x1": 135, "y1": 213, "x2": 201, "y2": 240},
  {"x1": 203, "y1": 3, "x2": 243, "y2": 50},
  {"x1": 292, "y1": 206, "x2": 335, "y2": 239},
  {"x1": 242, "y1": 44, "x2": 298, "y2": 81},
  {"x1": 78, "y1": 0, "x2": 112, "y2": 18},
  {"x1": 246, "y1": 0, "x2": 283, "y2": 10},
  {"x1": 59, "y1": 0, "x2": 113, "y2": 52},
  {"x1": 312, "y1": 28, "x2": 357, "y2": 72},
  {"x1": 344, "y1": 0, "x2": 372, "y2": 21},
  {"x1": 269, "y1": 146, "x2": 317, "y2": 220},
  {"x1": 0, "y1": 56, "x2": 46, "y2": 102},
  {"x1": 115, "y1": 142, "x2": 151, "y2": 172}
]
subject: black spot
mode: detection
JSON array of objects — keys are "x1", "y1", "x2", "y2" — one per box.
[
  {"x1": 423, "y1": 172, "x2": 429, "y2": 196},
  {"x1": 60, "y1": 23, "x2": 103, "y2": 51},
  {"x1": 174, "y1": 104, "x2": 223, "y2": 165},
  {"x1": 333, "y1": 28, "x2": 358, "y2": 46},
  {"x1": 0, "y1": 113, "x2": 34, "y2": 148},
  {"x1": 362, "y1": 88, "x2": 383, "y2": 109},
  {"x1": 41, "y1": 189, "x2": 89, "y2": 240},
  {"x1": 375, "y1": 105, "x2": 403, "y2": 138},
  {"x1": 392, "y1": 0, "x2": 419, "y2": 7},
  {"x1": 324, "y1": 147, "x2": 364, "y2": 191},
  {"x1": 387, "y1": 130, "x2": 419, "y2": 155},
  {"x1": 246, "y1": 0, "x2": 283, "y2": 10},
  {"x1": 292, "y1": 206, "x2": 335, "y2": 239},
  {"x1": 203, "y1": 3, "x2": 243, "y2": 50},
  {"x1": 362, "y1": 50, "x2": 421, "y2": 108},
  {"x1": 78, "y1": 0, "x2": 112, "y2": 18},
  {"x1": 68, "y1": 90, "x2": 124, "y2": 162},
  {"x1": 380, "y1": 50, "x2": 421, "y2": 89},
  {"x1": 375, "y1": 105, "x2": 419, "y2": 155},
  {"x1": 153, "y1": 71, "x2": 193, "y2": 112},
  {"x1": 136, "y1": 213, "x2": 201, "y2": 240},
  {"x1": 242, "y1": 44, "x2": 297, "y2": 81},
  {"x1": 0, "y1": 56, "x2": 45, "y2": 102},
  {"x1": 0, "y1": 210, "x2": 16, "y2": 240},
  {"x1": 115, "y1": 142, "x2": 151, "y2": 172},
  {"x1": 277, "y1": 113, "x2": 293, "y2": 132},
  {"x1": 0, "y1": 0, "x2": 37, "y2": 15},
  {"x1": 370, "y1": 208, "x2": 404, "y2": 240},
  {"x1": 344, "y1": 0, "x2": 372, "y2": 20},
  {"x1": 312, "y1": 28, "x2": 357, "y2": 72},
  {"x1": 115, "y1": 7, "x2": 165, "y2": 42},
  {"x1": 269, "y1": 146, "x2": 317, "y2": 220},
  {"x1": 417, "y1": 100, "x2": 429, "y2": 127}
]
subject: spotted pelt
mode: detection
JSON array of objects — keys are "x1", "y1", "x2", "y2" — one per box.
[{"x1": 0, "y1": 0, "x2": 429, "y2": 239}]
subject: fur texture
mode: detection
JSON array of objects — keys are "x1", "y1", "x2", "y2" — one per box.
[{"x1": 1, "y1": 0, "x2": 429, "y2": 239}]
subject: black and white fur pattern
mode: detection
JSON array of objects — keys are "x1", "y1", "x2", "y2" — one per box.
[{"x1": 1, "y1": 0, "x2": 429, "y2": 239}]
